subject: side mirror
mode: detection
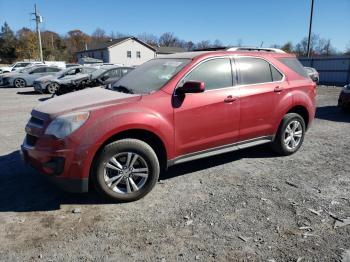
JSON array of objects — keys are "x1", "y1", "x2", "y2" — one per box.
[{"x1": 177, "y1": 81, "x2": 205, "y2": 94}]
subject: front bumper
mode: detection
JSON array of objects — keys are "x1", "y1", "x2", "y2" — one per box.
[
  {"x1": 33, "y1": 82, "x2": 47, "y2": 93},
  {"x1": 21, "y1": 140, "x2": 89, "y2": 193}
]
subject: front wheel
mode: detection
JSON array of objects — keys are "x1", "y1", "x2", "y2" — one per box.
[
  {"x1": 92, "y1": 139, "x2": 160, "y2": 202},
  {"x1": 46, "y1": 82, "x2": 59, "y2": 94},
  {"x1": 14, "y1": 78, "x2": 26, "y2": 88},
  {"x1": 271, "y1": 113, "x2": 306, "y2": 156}
]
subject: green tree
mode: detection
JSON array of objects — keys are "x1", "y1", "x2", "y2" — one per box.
[
  {"x1": 0, "y1": 22, "x2": 16, "y2": 63},
  {"x1": 15, "y1": 27, "x2": 39, "y2": 60}
]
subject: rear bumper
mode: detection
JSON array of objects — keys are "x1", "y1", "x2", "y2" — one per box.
[{"x1": 21, "y1": 143, "x2": 89, "y2": 193}]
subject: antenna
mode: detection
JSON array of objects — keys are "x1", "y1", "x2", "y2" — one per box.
[{"x1": 32, "y1": 4, "x2": 43, "y2": 62}]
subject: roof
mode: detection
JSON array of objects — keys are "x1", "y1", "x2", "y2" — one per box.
[
  {"x1": 79, "y1": 57, "x2": 103, "y2": 63},
  {"x1": 152, "y1": 46, "x2": 187, "y2": 54},
  {"x1": 77, "y1": 37, "x2": 156, "y2": 53},
  {"x1": 160, "y1": 50, "x2": 294, "y2": 60}
]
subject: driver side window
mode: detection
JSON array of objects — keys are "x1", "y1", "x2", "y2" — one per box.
[{"x1": 181, "y1": 58, "x2": 234, "y2": 90}]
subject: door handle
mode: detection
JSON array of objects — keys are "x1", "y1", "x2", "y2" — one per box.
[
  {"x1": 274, "y1": 86, "x2": 283, "y2": 93},
  {"x1": 224, "y1": 95, "x2": 238, "y2": 103}
]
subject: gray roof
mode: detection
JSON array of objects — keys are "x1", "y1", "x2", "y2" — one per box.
[
  {"x1": 153, "y1": 46, "x2": 187, "y2": 54},
  {"x1": 79, "y1": 57, "x2": 103, "y2": 63},
  {"x1": 77, "y1": 37, "x2": 156, "y2": 53}
]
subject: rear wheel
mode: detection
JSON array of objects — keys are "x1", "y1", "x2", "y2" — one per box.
[
  {"x1": 271, "y1": 113, "x2": 306, "y2": 156},
  {"x1": 92, "y1": 139, "x2": 160, "y2": 202},
  {"x1": 14, "y1": 78, "x2": 26, "y2": 88},
  {"x1": 46, "y1": 82, "x2": 59, "y2": 94}
]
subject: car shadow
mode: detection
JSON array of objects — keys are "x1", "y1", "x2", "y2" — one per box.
[
  {"x1": 315, "y1": 105, "x2": 350, "y2": 123},
  {"x1": 38, "y1": 97, "x2": 52, "y2": 102},
  {"x1": 0, "y1": 151, "x2": 111, "y2": 212},
  {"x1": 0, "y1": 145, "x2": 276, "y2": 212},
  {"x1": 17, "y1": 91, "x2": 39, "y2": 95},
  {"x1": 162, "y1": 144, "x2": 277, "y2": 180}
]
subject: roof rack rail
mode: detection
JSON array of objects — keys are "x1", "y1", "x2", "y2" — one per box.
[{"x1": 226, "y1": 47, "x2": 286, "y2": 53}]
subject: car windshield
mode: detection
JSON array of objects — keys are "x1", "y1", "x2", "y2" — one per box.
[
  {"x1": 58, "y1": 67, "x2": 82, "y2": 77},
  {"x1": 91, "y1": 68, "x2": 107, "y2": 79},
  {"x1": 112, "y1": 58, "x2": 190, "y2": 94}
]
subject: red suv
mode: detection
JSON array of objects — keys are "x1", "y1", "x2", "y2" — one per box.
[{"x1": 22, "y1": 49, "x2": 316, "y2": 202}]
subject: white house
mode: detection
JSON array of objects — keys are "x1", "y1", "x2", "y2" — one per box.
[
  {"x1": 76, "y1": 37, "x2": 187, "y2": 66},
  {"x1": 76, "y1": 37, "x2": 156, "y2": 66}
]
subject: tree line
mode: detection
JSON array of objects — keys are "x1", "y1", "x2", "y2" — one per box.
[{"x1": 0, "y1": 22, "x2": 349, "y2": 63}]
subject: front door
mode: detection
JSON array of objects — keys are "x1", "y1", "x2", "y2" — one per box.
[{"x1": 174, "y1": 58, "x2": 240, "y2": 157}]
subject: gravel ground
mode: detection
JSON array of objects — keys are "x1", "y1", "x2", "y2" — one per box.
[{"x1": 0, "y1": 86, "x2": 349, "y2": 261}]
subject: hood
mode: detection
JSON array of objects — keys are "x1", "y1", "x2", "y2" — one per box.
[
  {"x1": 33, "y1": 87, "x2": 141, "y2": 117},
  {"x1": 1, "y1": 72, "x2": 19, "y2": 78}
]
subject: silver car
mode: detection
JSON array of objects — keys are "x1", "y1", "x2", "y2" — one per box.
[
  {"x1": 0, "y1": 65, "x2": 62, "y2": 88},
  {"x1": 33, "y1": 66, "x2": 97, "y2": 94}
]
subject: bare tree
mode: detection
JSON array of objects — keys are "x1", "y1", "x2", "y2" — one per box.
[
  {"x1": 212, "y1": 39, "x2": 223, "y2": 48},
  {"x1": 92, "y1": 28, "x2": 107, "y2": 41},
  {"x1": 316, "y1": 38, "x2": 334, "y2": 56},
  {"x1": 159, "y1": 32, "x2": 179, "y2": 47},
  {"x1": 196, "y1": 40, "x2": 211, "y2": 49},
  {"x1": 137, "y1": 32, "x2": 158, "y2": 46},
  {"x1": 281, "y1": 42, "x2": 294, "y2": 53}
]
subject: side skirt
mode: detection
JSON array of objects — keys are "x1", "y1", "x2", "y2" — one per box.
[{"x1": 167, "y1": 136, "x2": 273, "y2": 167}]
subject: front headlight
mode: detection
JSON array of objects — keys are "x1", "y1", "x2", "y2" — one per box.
[
  {"x1": 344, "y1": 84, "x2": 350, "y2": 90},
  {"x1": 45, "y1": 112, "x2": 89, "y2": 139}
]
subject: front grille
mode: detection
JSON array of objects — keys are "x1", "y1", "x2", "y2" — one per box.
[
  {"x1": 29, "y1": 116, "x2": 44, "y2": 127},
  {"x1": 26, "y1": 134, "x2": 38, "y2": 147}
]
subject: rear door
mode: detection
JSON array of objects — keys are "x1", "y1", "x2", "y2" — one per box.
[
  {"x1": 235, "y1": 56, "x2": 284, "y2": 141},
  {"x1": 174, "y1": 57, "x2": 240, "y2": 156}
]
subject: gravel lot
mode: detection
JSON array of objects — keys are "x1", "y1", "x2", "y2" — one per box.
[{"x1": 0, "y1": 86, "x2": 349, "y2": 261}]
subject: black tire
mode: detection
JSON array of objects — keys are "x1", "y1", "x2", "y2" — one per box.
[
  {"x1": 14, "y1": 78, "x2": 26, "y2": 88},
  {"x1": 92, "y1": 139, "x2": 160, "y2": 202},
  {"x1": 46, "y1": 82, "x2": 59, "y2": 94},
  {"x1": 271, "y1": 113, "x2": 306, "y2": 156}
]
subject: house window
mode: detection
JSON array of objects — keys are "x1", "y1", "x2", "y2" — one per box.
[
  {"x1": 136, "y1": 51, "x2": 141, "y2": 58},
  {"x1": 127, "y1": 51, "x2": 131, "y2": 58}
]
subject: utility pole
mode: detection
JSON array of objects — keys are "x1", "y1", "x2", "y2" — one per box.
[
  {"x1": 307, "y1": 0, "x2": 314, "y2": 58},
  {"x1": 32, "y1": 4, "x2": 43, "y2": 62}
]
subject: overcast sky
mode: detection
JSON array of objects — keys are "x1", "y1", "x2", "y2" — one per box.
[{"x1": 0, "y1": 0, "x2": 349, "y2": 51}]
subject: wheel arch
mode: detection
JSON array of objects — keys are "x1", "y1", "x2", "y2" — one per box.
[
  {"x1": 286, "y1": 105, "x2": 310, "y2": 129},
  {"x1": 89, "y1": 128, "x2": 168, "y2": 183}
]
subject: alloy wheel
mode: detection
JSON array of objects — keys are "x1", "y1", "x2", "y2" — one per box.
[
  {"x1": 284, "y1": 120, "x2": 303, "y2": 150},
  {"x1": 14, "y1": 79, "x2": 25, "y2": 88},
  {"x1": 103, "y1": 152, "x2": 149, "y2": 194}
]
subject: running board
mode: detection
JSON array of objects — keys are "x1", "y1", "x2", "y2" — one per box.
[{"x1": 167, "y1": 136, "x2": 273, "y2": 167}]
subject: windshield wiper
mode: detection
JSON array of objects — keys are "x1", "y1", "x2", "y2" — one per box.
[{"x1": 113, "y1": 85, "x2": 134, "y2": 94}]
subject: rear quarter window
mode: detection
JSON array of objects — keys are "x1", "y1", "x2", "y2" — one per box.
[{"x1": 278, "y1": 58, "x2": 309, "y2": 78}]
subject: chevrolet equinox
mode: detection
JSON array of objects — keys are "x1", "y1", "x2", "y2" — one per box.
[{"x1": 22, "y1": 49, "x2": 316, "y2": 202}]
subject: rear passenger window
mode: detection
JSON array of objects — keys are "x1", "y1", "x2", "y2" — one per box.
[
  {"x1": 270, "y1": 64, "x2": 283, "y2": 81},
  {"x1": 182, "y1": 58, "x2": 233, "y2": 90},
  {"x1": 236, "y1": 57, "x2": 272, "y2": 85},
  {"x1": 278, "y1": 57, "x2": 309, "y2": 78}
]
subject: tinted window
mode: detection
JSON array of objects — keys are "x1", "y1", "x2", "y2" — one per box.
[
  {"x1": 31, "y1": 67, "x2": 47, "y2": 73},
  {"x1": 278, "y1": 58, "x2": 309, "y2": 78},
  {"x1": 46, "y1": 67, "x2": 61, "y2": 72},
  {"x1": 270, "y1": 64, "x2": 283, "y2": 81},
  {"x1": 182, "y1": 58, "x2": 233, "y2": 90},
  {"x1": 236, "y1": 57, "x2": 272, "y2": 85}
]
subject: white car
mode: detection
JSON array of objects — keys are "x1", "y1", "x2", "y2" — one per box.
[{"x1": 0, "y1": 61, "x2": 43, "y2": 74}]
